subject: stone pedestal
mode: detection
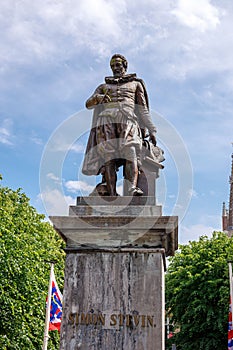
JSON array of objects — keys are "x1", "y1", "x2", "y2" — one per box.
[{"x1": 50, "y1": 196, "x2": 178, "y2": 350}]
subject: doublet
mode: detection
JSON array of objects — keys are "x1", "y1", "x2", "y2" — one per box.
[
  {"x1": 86, "y1": 74, "x2": 156, "y2": 133},
  {"x1": 82, "y1": 74, "x2": 156, "y2": 176}
]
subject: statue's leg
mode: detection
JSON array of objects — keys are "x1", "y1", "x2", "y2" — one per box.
[
  {"x1": 124, "y1": 146, "x2": 143, "y2": 196},
  {"x1": 104, "y1": 159, "x2": 117, "y2": 196}
]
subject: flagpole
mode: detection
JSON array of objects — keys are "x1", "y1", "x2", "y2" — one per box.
[
  {"x1": 42, "y1": 262, "x2": 54, "y2": 350},
  {"x1": 229, "y1": 262, "x2": 233, "y2": 314}
]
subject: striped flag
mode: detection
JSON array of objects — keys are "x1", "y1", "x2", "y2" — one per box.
[
  {"x1": 48, "y1": 269, "x2": 62, "y2": 332},
  {"x1": 229, "y1": 300, "x2": 233, "y2": 350}
]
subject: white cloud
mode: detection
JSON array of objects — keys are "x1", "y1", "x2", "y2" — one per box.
[
  {"x1": 30, "y1": 136, "x2": 43, "y2": 145},
  {"x1": 39, "y1": 189, "x2": 75, "y2": 216},
  {"x1": 0, "y1": 0, "x2": 232, "y2": 88},
  {"x1": 0, "y1": 0, "x2": 126, "y2": 68},
  {"x1": 65, "y1": 180, "x2": 123, "y2": 195},
  {"x1": 172, "y1": 0, "x2": 220, "y2": 32},
  {"x1": 46, "y1": 172, "x2": 60, "y2": 182},
  {"x1": 0, "y1": 119, "x2": 14, "y2": 146},
  {"x1": 65, "y1": 180, "x2": 94, "y2": 194},
  {"x1": 0, "y1": 127, "x2": 12, "y2": 145},
  {"x1": 180, "y1": 223, "x2": 215, "y2": 244},
  {"x1": 188, "y1": 189, "x2": 198, "y2": 199},
  {"x1": 70, "y1": 143, "x2": 85, "y2": 153},
  {"x1": 168, "y1": 194, "x2": 176, "y2": 199},
  {"x1": 78, "y1": 0, "x2": 124, "y2": 33},
  {"x1": 46, "y1": 138, "x2": 78, "y2": 153}
]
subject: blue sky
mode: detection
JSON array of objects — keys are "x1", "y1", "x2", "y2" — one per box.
[{"x1": 1, "y1": 0, "x2": 233, "y2": 244}]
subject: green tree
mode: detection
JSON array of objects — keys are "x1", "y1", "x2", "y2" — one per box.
[
  {"x1": 165, "y1": 232, "x2": 232, "y2": 350},
  {"x1": 0, "y1": 182, "x2": 65, "y2": 349}
]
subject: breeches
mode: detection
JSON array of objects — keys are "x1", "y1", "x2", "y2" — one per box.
[{"x1": 96, "y1": 114, "x2": 142, "y2": 163}]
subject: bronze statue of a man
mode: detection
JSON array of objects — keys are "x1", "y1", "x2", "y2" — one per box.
[{"x1": 82, "y1": 54, "x2": 157, "y2": 196}]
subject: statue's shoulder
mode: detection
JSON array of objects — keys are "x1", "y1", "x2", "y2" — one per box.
[
  {"x1": 94, "y1": 82, "x2": 107, "y2": 93},
  {"x1": 129, "y1": 76, "x2": 148, "y2": 94},
  {"x1": 134, "y1": 77, "x2": 147, "y2": 88},
  {"x1": 97, "y1": 82, "x2": 107, "y2": 89},
  {"x1": 134, "y1": 77, "x2": 149, "y2": 109}
]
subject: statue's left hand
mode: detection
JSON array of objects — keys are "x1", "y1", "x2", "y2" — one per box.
[{"x1": 149, "y1": 132, "x2": 157, "y2": 146}]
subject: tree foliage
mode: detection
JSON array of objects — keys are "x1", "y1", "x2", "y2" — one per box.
[
  {"x1": 0, "y1": 183, "x2": 65, "y2": 349},
  {"x1": 166, "y1": 232, "x2": 233, "y2": 350}
]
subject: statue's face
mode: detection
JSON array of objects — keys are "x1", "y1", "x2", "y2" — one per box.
[{"x1": 110, "y1": 57, "x2": 126, "y2": 77}]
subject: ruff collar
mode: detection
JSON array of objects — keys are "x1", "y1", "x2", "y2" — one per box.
[{"x1": 105, "y1": 73, "x2": 137, "y2": 84}]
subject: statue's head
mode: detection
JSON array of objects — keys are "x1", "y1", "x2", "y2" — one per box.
[{"x1": 110, "y1": 54, "x2": 127, "y2": 77}]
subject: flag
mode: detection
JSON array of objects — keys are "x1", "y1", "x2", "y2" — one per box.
[
  {"x1": 47, "y1": 270, "x2": 62, "y2": 332},
  {"x1": 229, "y1": 299, "x2": 233, "y2": 350}
]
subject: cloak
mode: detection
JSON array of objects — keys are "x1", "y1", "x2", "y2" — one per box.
[{"x1": 82, "y1": 74, "x2": 150, "y2": 176}]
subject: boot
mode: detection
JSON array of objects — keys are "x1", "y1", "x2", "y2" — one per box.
[
  {"x1": 104, "y1": 160, "x2": 117, "y2": 196},
  {"x1": 125, "y1": 159, "x2": 143, "y2": 196}
]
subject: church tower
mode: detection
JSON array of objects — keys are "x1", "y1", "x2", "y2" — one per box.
[
  {"x1": 222, "y1": 201, "x2": 228, "y2": 232},
  {"x1": 222, "y1": 149, "x2": 233, "y2": 236},
  {"x1": 228, "y1": 151, "x2": 233, "y2": 235}
]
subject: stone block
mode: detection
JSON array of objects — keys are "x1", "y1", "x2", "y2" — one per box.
[{"x1": 60, "y1": 249, "x2": 165, "y2": 350}]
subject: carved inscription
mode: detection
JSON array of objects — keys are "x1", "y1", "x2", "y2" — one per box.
[
  {"x1": 68, "y1": 312, "x2": 156, "y2": 328},
  {"x1": 69, "y1": 312, "x2": 105, "y2": 326}
]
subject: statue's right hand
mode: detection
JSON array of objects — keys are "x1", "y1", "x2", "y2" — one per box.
[{"x1": 95, "y1": 94, "x2": 111, "y2": 104}]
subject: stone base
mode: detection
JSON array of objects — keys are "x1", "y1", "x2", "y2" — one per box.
[
  {"x1": 51, "y1": 197, "x2": 178, "y2": 257},
  {"x1": 50, "y1": 197, "x2": 178, "y2": 350},
  {"x1": 60, "y1": 248, "x2": 165, "y2": 350}
]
